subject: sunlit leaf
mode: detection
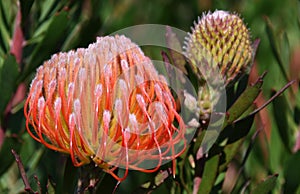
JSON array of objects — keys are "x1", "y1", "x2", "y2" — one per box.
[
  {"x1": 46, "y1": 178, "x2": 55, "y2": 194},
  {"x1": 197, "y1": 154, "x2": 220, "y2": 194}
]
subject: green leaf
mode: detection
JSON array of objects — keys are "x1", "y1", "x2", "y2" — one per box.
[
  {"x1": 281, "y1": 32, "x2": 290, "y2": 67},
  {"x1": 251, "y1": 174, "x2": 278, "y2": 194},
  {"x1": 0, "y1": 136, "x2": 22, "y2": 176},
  {"x1": 62, "y1": 16, "x2": 101, "y2": 51},
  {"x1": 218, "y1": 114, "x2": 255, "y2": 171},
  {"x1": 284, "y1": 151, "x2": 300, "y2": 193},
  {"x1": 223, "y1": 75, "x2": 263, "y2": 128},
  {"x1": 62, "y1": 1, "x2": 102, "y2": 51},
  {"x1": 39, "y1": 0, "x2": 62, "y2": 22},
  {"x1": 165, "y1": 26, "x2": 187, "y2": 74},
  {"x1": 19, "y1": 134, "x2": 44, "y2": 170},
  {"x1": 21, "y1": 10, "x2": 69, "y2": 82},
  {"x1": 135, "y1": 170, "x2": 171, "y2": 194},
  {"x1": 0, "y1": 1, "x2": 12, "y2": 54},
  {"x1": 295, "y1": 106, "x2": 300, "y2": 125},
  {"x1": 295, "y1": 87, "x2": 300, "y2": 123},
  {"x1": 219, "y1": 139, "x2": 243, "y2": 172},
  {"x1": 296, "y1": 185, "x2": 300, "y2": 194},
  {"x1": 61, "y1": 158, "x2": 79, "y2": 193},
  {"x1": 178, "y1": 144, "x2": 193, "y2": 192},
  {"x1": 0, "y1": 0, "x2": 14, "y2": 28},
  {"x1": 272, "y1": 92, "x2": 294, "y2": 152},
  {"x1": 219, "y1": 113, "x2": 255, "y2": 144},
  {"x1": 197, "y1": 154, "x2": 220, "y2": 194},
  {"x1": 20, "y1": 0, "x2": 34, "y2": 26},
  {"x1": 0, "y1": 54, "x2": 19, "y2": 114},
  {"x1": 264, "y1": 17, "x2": 289, "y2": 82},
  {"x1": 46, "y1": 178, "x2": 55, "y2": 194}
]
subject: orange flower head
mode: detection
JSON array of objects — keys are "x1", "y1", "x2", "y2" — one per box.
[{"x1": 24, "y1": 35, "x2": 186, "y2": 181}]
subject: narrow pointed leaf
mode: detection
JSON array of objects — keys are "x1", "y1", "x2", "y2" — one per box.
[
  {"x1": 223, "y1": 74, "x2": 264, "y2": 128},
  {"x1": 0, "y1": 54, "x2": 19, "y2": 114},
  {"x1": 165, "y1": 26, "x2": 187, "y2": 74},
  {"x1": 264, "y1": 16, "x2": 289, "y2": 82},
  {"x1": 0, "y1": 1, "x2": 12, "y2": 53},
  {"x1": 284, "y1": 151, "x2": 300, "y2": 193},
  {"x1": 218, "y1": 114, "x2": 255, "y2": 171},
  {"x1": 62, "y1": 17, "x2": 102, "y2": 51},
  {"x1": 220, "y1": 114, "x2": 255, "y2": 144},
  {"x1": 20, "y1": 0, "x2": 34, "y2": 26},
  {"x1": 272, "y1": 91, "x2": 294, "y2": 152},
  {"x1": 197, "y1": 154, "x2": 220, "y2": 194},
  {"x1": 0, "y1": 136, "x2": 22, "y2": 176},
  {"x1": 21, "y1": 10, "x2": 69, "y2": 82},
  {"x1": 251, "y1": 174, "x2": 278, "y2": 194}
]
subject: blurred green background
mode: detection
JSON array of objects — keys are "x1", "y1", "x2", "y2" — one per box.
[{"x1": 0, "y1": 0, "x2": 299, "y2": 193}]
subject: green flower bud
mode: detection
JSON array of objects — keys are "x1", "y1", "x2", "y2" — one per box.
[{"x1": 184, "y1": 10, "x2": 253, "y2": 86}]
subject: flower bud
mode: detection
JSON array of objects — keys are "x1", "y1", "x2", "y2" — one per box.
[{"x1": 184, "y1": 10, "x2": 253, "y2": 86}]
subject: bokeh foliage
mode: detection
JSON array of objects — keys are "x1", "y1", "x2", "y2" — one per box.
[{"x1": 0, "y1": 0, "x2": 299, "y2": 193}]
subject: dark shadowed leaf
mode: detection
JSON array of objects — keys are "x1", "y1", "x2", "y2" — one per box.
[
  {"x1": 20, "y1": 0, "x2": 34, "y2": 26},
  {"x1": 61, "y1": 158, "x2": 79, "y2": 193},
  {"x1": 264, "y1": 16, "x2": 289, "y2": 82},
  {"x1": 61, "y1": 17, "x2": 102, "y2": 51},
  {"x1": 218, "y1": 114, "x2": 255, "y2": 171},
  {"x1": 219, "y1": 114, "x2": 255, "y2": 144},
  {"x1": 21, "y1": 10, "x2": 69, "y2": 82},
  {"x1": 272, "y1": 92, "x2": 294, "y2": 152},
  {"x1": 283, "y1": 151, "x2": 300, "y2": 193},
  {"x1": 223, "y1": 75, "x2": 263, "y2": 128},
  {"x1": 235, "y1": 74, "x2": 250, "y2": 99},
  {"x1": 219, "y1": 139, "x2": 243, "y2": 172},
  {"x1": 0, "y1": 2, "x2": 11, "y2": 54},
  {"x1": 132, "y1": 169, "x2": 171, "y2": 194},
  {"x1": 0, "y1": 54, "x2": 19, "y2": 114},
  {"x1": 251, "y1": 174, "x2": 278, "y2": 194},
  {"x1": 0, "y1": 136, "x2": 22, "y2": 176},
  {"x1": 62, "y1": 1, "x2": 102, "y2": 51}
]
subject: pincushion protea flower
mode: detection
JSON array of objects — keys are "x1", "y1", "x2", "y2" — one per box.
[
  {"x1": 184, "y1": 10, "x2": 253, "y2": 86},
  {"x1": 24, "y1": 35, "x2": 186, "y2": 181}
]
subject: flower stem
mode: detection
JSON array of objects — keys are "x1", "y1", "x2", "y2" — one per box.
[{"x1": 77, "y1": 163, "x2": 106, "y2": 194}]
